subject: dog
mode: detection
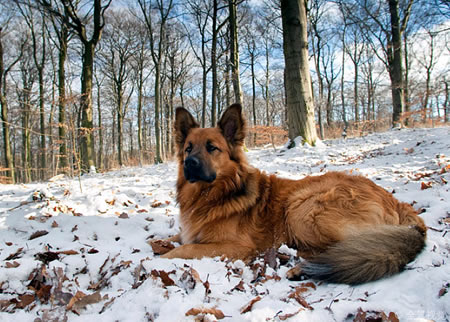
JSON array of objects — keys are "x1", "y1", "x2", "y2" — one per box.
[{"x1": 160, "y1": 104, "x2": 426, "y2": 284}]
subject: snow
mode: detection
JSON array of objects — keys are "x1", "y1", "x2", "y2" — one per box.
[{"x1": 0, "y1": 126, "x2": 449, "y2": 321}]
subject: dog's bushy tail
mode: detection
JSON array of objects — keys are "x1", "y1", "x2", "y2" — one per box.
[{"x1": 301, "y1": 225, "x2": 426, "y2": 285}]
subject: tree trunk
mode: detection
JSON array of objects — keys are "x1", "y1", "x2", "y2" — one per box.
[
  {"x1": 58, "y1": 26, "x2": 68, "y2": 173},
  {"x1": 137, "y1": 65, "x2": 144, "y2": 165},
  {"x1": 117, "y1": 97, "x2": 124, "y2": 166},
  {"x1": 154, "y1": 63, "x2": 163, "y2": 163},
  {"x1": 0, "y1": 29, "x2": 15, "y2": 183},
  {"x1": 444, "y1": 79, "x2": 449, "y2": 123},
  {"x1": 80, "y1": 42, "x2": 96, "y2": 172},
  {"x1": 211, "y1": 0, "x2": 218, "y2": 126},
  {"x1": 353, "y1": 59, "x2": 359, "y2": 122},
  {"x1": 403, "y1": 33, "x2": 410, "y2": 125},
  {"x1": 281, "y1": 0, "x2": 318, "y2": 146},
  {"x1": 97, "y1": 80, "x2": 103, "y2": 170},
  {"x1": 229, "y1": 0, "x2": 242, "y2": 104},
  {"x1": 388, "y1": 0, "x2": 406, "y2": 126}
]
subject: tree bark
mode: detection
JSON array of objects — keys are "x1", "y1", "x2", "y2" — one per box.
[
  {"x1": 58, "y1": 24, "x2": 68, "y2": 173},
  {"x1": 0, "y1": 27, "x2": 15, "y2": 183},
  {"x1": 229, "y1": 0, "x2": 242, "y2": 104},
  {"x1": 281, "y1": 0, "x2": 318, "y2": 146},
  {"x1": 388, "y1": 0, "x2": 406, "y2": 126}
]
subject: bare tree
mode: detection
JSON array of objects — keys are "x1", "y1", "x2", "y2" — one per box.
[
  {"x1": 39, "y1": 0, "x2": 112, "y2": 172},
  {"x1": 138, "y1": 0, "x2": 174, "y2": 164},
  {"x1": 228, "y1": 0, "x2": 242, "y2": 104}
]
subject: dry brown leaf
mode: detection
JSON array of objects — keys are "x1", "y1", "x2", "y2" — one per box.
[
  {"x1": 51, "y1": 221, "x2": 59, "y2": 228},
  {"x1": 67, "y1": 291, "x2": 87, "y2": 310},
  {"x1": 151, "y1": 269, "x2": 175, "y2": 287},
  {"x1": 71, "y1": 291, "x2": 102, "y2": 312},
  {"x1": 240, "y1": 296, "x2": 262, "y2": 314},
  {"x1": 88, "y1": 248, "x2": 99, "y2": 254},
  {"x1": 151, "y1": 201, "x2": 162, "y2": 208},
  {"x1": 57, "y1": 250, "x2": 79, "y2": 255},
  {"x1": 353, "y1": 308, "x2": 399, "y2": 322},
  {"x1": 288, "y1": 290, "x2": 313, "y2": 310},
  {"x1": 185, "y1": 307, "x2": 225, "y2": 319},
  {"x1": 149, "y1": 239, "x2": 175, "y2": 255},
  {"x1": 5, "y1": 261, "x2": 20, "y2": 268},
  {"x1": 278, "y1": 309, "x2": 304, "y2": 320},
  {"x1": 5, "y1": 241, "x2": 13, "y2": 246},
  {"x1": 16, "y1": 294, "x2": 35, "y2": 309},
  {"x1": 421, "y1": 181, "x2": 433, "y2": 190},
  {"x1": 119, "y1": 212, "x2": 129, "y2": 219},
  {"x1": 231, "y1": 280, "x2": 245, "y2": 292},
  {"x1": 137, "y1": 209, "x2": 148, "y2": 213},
  {"x1": 5, "y1": 247, "x2": 24, "y2": 260},
  {"x1": 29, "y1": 230, "x2": 49, "y2": 240}
]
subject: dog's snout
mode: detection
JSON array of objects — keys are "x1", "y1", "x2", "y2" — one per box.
[{"x1": 185, "y1": 156, "x2": 200, "y2": 169}]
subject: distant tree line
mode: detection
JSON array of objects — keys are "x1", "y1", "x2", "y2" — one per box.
[{"x1": 0, "y1": 0, "x2": 448, "y2": 183}]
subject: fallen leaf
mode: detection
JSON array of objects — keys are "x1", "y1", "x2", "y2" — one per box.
[
  {"x1": 57, "y1": 250, "x2": 79, "y2": 255},
  {"x1": 29, "y1": 230, "x2": 49, "y2": 240},
  {"x1": 137, "y1": 209, "x2": 148, "y2": 213},
  {"x1": 35, "y1": 252, "x2": 60, "y2": 264},
  {"x1": 278, "y1": 309, "x2": 304, "y2": 320},
  {"x1": 240, "y1": 296, "x2": 262, "y2": 314},
  {"x1": 5, "y1": 261, "x2": 20, "y2": 268},
  {"x1": 149, "y1": 240, "x2": 175, "y2": 255},
  {"x1": 16, "y1": 294, "x2": 35, "y2": 309},
  {"x1": 71, "y1": 225, "x2": 78, "y2": 232},
  {"x1": 185, "y1": 307, "x2": 225, "y2": 319},
  {"x1": 231, "y1": 280, "x2": 245, "y2": 292},
  {"x1": 88, "y1": 248, "x2": 99, "y2": 254},
  {"x1": 421, "y1": 181, "x2": 433, "y2": 190},
  {"x1": 353, "y1": 308, "x2": 399, "y2": 322},
  {"x1": 151, "y1": 269, "x2": 175, "y2": 287},
  {"x1": 5, "y1": 247, "x2": 24, "y2": 260},
  {"x1": 119, "y1": 212, "x2": 129, "y2": 219},
  {"x1": 151, "y1": 201, "x2": 162, "y2": 208},
  {"x1": 5, "y1": 242, "x2": 13, "y2": 246},
  {"x1": 288, "y1": 290, "x2": 313, "y2": 310},
  {"x1": 51, "y1": 221, "x2": 59, "y2": 228}
]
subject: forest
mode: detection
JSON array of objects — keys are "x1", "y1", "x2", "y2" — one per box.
[{"x1": 0, "y1": 0, "x2": 449, "y2": 183}]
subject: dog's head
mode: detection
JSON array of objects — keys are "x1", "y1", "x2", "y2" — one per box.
[{"x1": 174, "y1": 104, "x2": 247, "y2": 184}]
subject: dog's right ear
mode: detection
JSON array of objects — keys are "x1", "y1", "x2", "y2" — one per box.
[{"x1": 175, "y1": 107, "x2": 199, "y2": 148}]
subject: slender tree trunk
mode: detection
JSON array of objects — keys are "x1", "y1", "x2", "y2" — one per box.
[
  {"x1": 97, "y1": 80, "x2": 103, "y2": 170},
  {"x1": 340, "y1": 26, "x2": 347, "y2": 127},
  {"x1": 444, "y1": 79, "x2": 449, "y2": 123},
  {"x1": 80, "y1": 42, "x2": 96, "y2": 172},
  {"x1": 0, "y1": 29, "x2": 15, "y2": 183},
  {"x1": 154, "y1": 63, "x2": 163, "y2": 163},
  {"x1": 117, "y1": 96, "x2": 124, "y2": 166},
  {"x1": 403, "y1": 33, "x2": 410, "y2": 125},
  {"x1": 201, "y1": 68, "x2": 207, "y2": 127},
  {"x1": 281, "y1": 0, "x2": 318, "y2": 146},
  {"x1": 353, "y1": 59, "x2": 359, "y2": 122},
  {"x1": 225, "y1": 54, "x2": 231, "y2": 108},
  {"x1": 58, "y1": 26, "x2": 68, "y2": 173},
  {"x1": 137, "y1": 67, "x2": 143, "y2": 165},
  {"x1": 229, "y1": 0, "x2": 242, "y2": 104},
  {"x1": 388, "y1": 0, "x2": 406, "y2": 126},
  {"x1": 264, "y1": 42, "x2": 270, "y2": 126},
  {"x1": 211, "y1": 0, "x2": 218, "y2": 126}
]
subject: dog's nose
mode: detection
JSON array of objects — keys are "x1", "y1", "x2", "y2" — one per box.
[{"x1": 185, "y1": 156, "x2": 200, "y2": 169}]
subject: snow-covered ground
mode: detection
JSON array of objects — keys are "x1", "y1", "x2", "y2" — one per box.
[{"x1": 0, "y1": 126, "x2": 449, "y2": 322}]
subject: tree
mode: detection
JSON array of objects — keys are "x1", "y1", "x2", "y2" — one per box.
[
  {"x1": 17, "y1": 1, "x2": 48, "y2": 179},
  {"x1": 0, "y1": 6, "x2": 23, "y2": 183},
  {"x1": 138, "y1": 0, "x2": 174, "y2": 164},
  {"x1": 39, "y1": 0, "x2": 112, "y2": 172},
  {"x1": 101, "y1": 11, "x2": 138, "y2": 166},
  {"x1": 281, "y1": 0, "x2": 317, "y2": 146},
  {"x1": 228, "y1": 0, "x2": 242, "y2": 104}
]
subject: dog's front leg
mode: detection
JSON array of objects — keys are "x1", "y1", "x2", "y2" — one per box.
[{"x1": 161, "y1": 243, "x2": 254, "y2": 260}]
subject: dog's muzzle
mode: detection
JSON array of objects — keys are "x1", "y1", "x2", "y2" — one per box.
[{"x1": 184, "y1": 156, "x2": 216, "y2": 183}]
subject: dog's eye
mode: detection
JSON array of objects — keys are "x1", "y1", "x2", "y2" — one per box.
[
  {"x1": 185, "y1": 144, "x2": 192, "y2": 153},
  {"x1": 206, "y1": 144, "x2": 217, "y2": 153}
]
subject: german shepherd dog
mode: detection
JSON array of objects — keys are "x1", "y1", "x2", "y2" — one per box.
[{"x1": 161, "y1": 104, "x2": 426, "y2": 284}]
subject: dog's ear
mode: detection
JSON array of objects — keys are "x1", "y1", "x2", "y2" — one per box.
[
  {"x1": 175, "y1": 107, "x2": 199, "y2": 148},
  {"x1": 218, "y1": 103, "x2": 246, "y2": 145}
]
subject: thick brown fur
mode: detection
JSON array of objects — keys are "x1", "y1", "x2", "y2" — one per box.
[{"x1": 161, "y1": 104, "x2": 427, "y2": 284}]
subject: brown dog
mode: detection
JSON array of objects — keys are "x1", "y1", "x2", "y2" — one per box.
[{"x1": 161, "y1": 104, "x2": 426, "y2": 284}]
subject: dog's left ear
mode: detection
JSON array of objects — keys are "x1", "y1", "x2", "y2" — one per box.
[
  {"x1": 218, "y1": 103, "x2": 246, "y2": 145},
  {"x1": 175, "y1": 107, "x2": 199, "y2": 148}
]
